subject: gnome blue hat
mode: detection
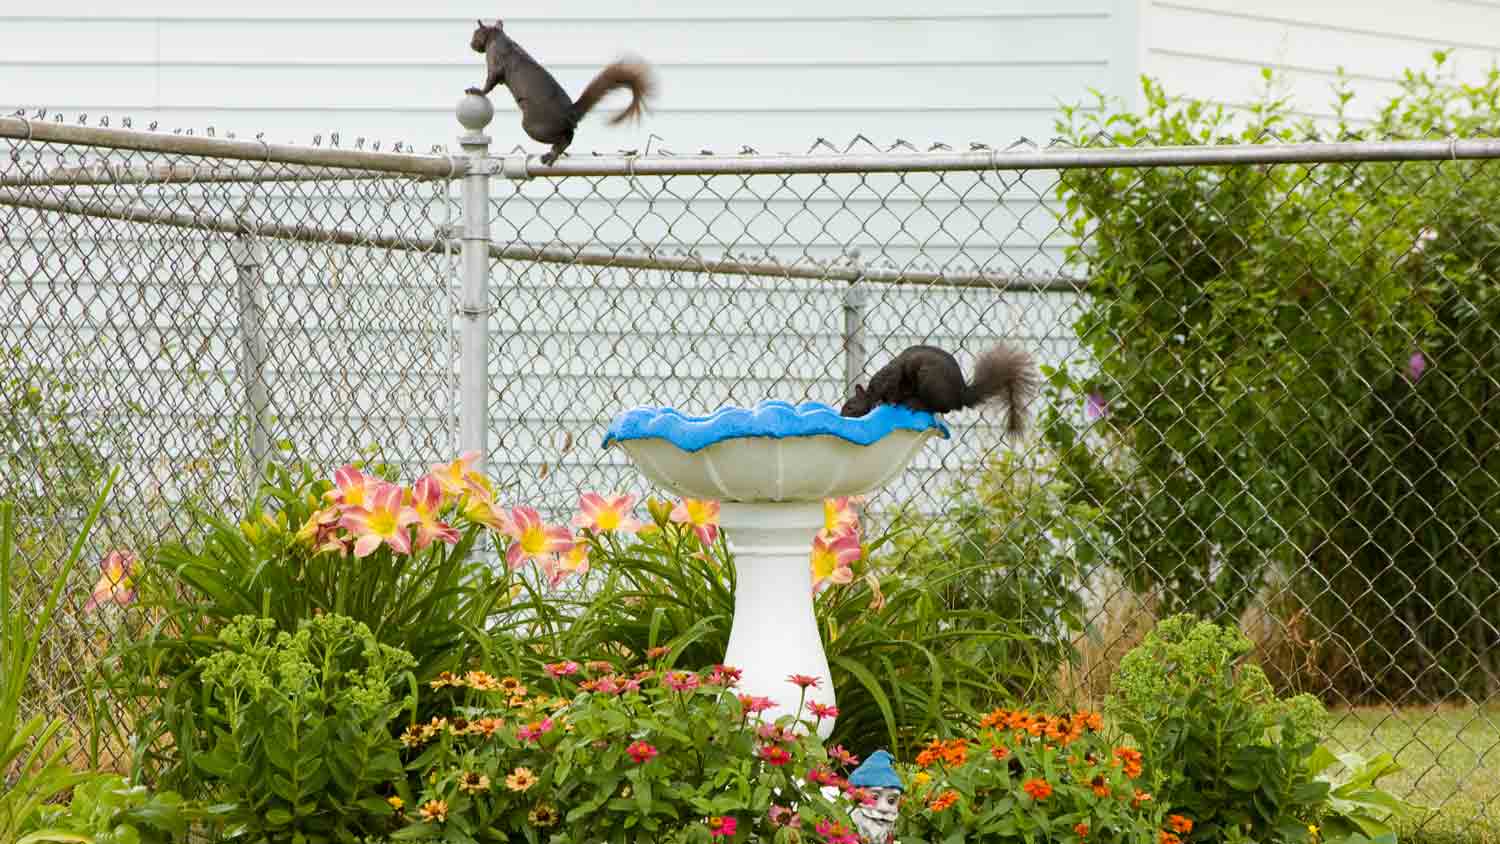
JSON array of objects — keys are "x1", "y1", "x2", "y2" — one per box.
[{"x1": 847, "y1": 749, "x2": 903, "y2": 791}]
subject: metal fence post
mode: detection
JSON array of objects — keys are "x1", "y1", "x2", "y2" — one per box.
[
  {"x1": 232, "y1": 236, "x2": 270, "y2": 485},
  {"x1": 457, "y1": 94, "x2": 494, "y2": 472},
  {"x1": 841, "y1": 249, "x2": 868, "y2": 396}
]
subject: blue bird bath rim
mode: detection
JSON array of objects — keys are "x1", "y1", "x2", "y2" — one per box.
[{"x1": 601, "y1": 400, "x2": 951, "y2": 454}]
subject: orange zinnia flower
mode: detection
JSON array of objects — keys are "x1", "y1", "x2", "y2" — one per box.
[
  {"x1": 1090, "y1": 775, "x2": 1110, "y2": 798},
  {"x1": 1160, "y1": 832, "x2": 1182, "y2": 844},
  {"x1": 929, "y1": 790, "x2": 959, "y2": 812},
  {"x1": 1022, "y1": 778, "x2": 1053, "y2": 800},
  {"x1": 1113, "y1": 746, "x2": 1144, "y2": 778},
  {"x1": 1075, "y1": 823, "x2": 1090, "y2": 839},
  {"x1": 940, "y1": 739, "x2": 969, "y2": 766},
  {"x1": 980, "y1": 708, "x2": 1009, "y2": 729},
  {"x1": 1168, "y1": 815, "x2": 1194, "y2": 834}
]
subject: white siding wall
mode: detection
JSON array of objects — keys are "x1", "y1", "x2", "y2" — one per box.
[
  {"x1": 1141, "y1": 0, "x2": 1500, "y2": 123},
  {"x1": 2, "y1": 0, "x2": 1140, "y2": 152}
]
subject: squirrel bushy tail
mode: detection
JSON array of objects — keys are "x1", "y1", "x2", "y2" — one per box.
[
  {"x1": 573, "y1": 59, "x2": 656, "y2": 125},
  {"x1": 961, "y1": 343, "x2": 1042, "y2": 434}
]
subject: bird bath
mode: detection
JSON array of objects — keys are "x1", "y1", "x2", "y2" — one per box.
[{"x1": 603, "y1": 400, "x2": 949, "y2": 739}]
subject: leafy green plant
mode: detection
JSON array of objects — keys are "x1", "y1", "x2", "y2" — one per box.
[
  {"x1": 876, "y1": 448, "x2": 1106, "y2": 688},
  {"x1": 395, "y1": 660, "x2": 857, "y2": 844},
  {"x1": 1305, "y1": 749, "x2": 1422, "y2": 844},
  {"x1": 1107, "y1": 615, "x2": 1330, "y2": 843},
  {"x1": 1048, "y1": 57, "x2": 1500, "y2": 697},
  {"x1": 188, "y1": 613, "x2": 416, "y2": 843},
  {"x1": 106, "y1": 452, "x2": 519, "y2": 791},
  {"x1": 2, "y1": 471, "x2": 116, "y2": 842},
  {"x1": 21, "y1": 775, "x2": 192, "y2": 844},
  {"x1": 896, "y1": 706, "x2": 1167, "y2": 844}
]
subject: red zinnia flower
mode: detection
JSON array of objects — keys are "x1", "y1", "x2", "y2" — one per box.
[
  {"x1": 787, "y1": 673, "x2": 821, "y2": 689},
  {"x1": 626, "y1": 740, "x2": 658, "y2": 763},
  {"x1": 759, "y1": 745, "x2": 792, "y2": 766},
  {"x1": 707, "y1": 816, "x2": 737, "y2": 839}
]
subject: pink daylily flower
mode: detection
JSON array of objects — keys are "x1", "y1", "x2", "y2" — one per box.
[
  {"x1": 340, "y1": 481, "x2": 419, "y2": 558},
  {"x1": 503, "y1": 507, "x2": 573, "y2": 571},
  {"x1": 810, "y1": 530, "x2": 861, "y2": 593},
  {"x1": 324, "y1": 463, "x2": 377, "y2": 509},
  {"x1": 541, "y1": 543, "x2": 590, "y2": 589},
  {"x1": 409, "y1": 474, "x2": 461, "y2": 551},
  {"x1": 670, "y1": 498, "x2": 721, "y2": 547},
  {"x1": 430, "y1": 450, "x2": 485, "y2": 501},
  {"x1": 461, "y1": 474, "x2": 512, "y2": 533},
  {"x1": 83, "y1": 550, "x2": 138, "y2": 611},
  {"x1": 571, "y1": 493, "x2": 645, "y2": 534},
  {"x1": 821, "y1": 496, "x2": 861, "y2": 540}
]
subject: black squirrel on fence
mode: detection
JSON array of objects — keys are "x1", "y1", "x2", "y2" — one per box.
[
  {"x1": 839, "y1": 343, "x2": 1041, "y2": 435},
  {"x1": 466, "y1": 19, "x2": 656, "y2": 165}
]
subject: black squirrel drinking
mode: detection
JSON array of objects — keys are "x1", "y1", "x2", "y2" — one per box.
[{"x1": 839, "y1": 343, "x2": 1041, "y2": 435}]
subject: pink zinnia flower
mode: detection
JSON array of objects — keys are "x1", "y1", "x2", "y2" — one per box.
[
  {"x1": 787, "y1": 673, "x2": 821, "y2": 690},
  {"x1": 572, "y1": 492, "x2": 645, "y2": 534},
  {"x1": 669, "y1": 498, "x2": 720, "y2": 547},
  {"x1": 707, "y1": 816, "x2": 737, "y2": 839},
  {"x1": 828, "y1": 745, "x2": 860, "y2": 768},
  {"x1": 516, "y1": 718, "x2": 554, "y2": 742},
  {"x1": 707, "y1": 664, "x2": 743, "y2": 687},
  {"x1": 738, "y1": 694, "x2": 776, "y2": 714},
  {"x1": 83, "y1": 549, "x2": 138, "y2": 611},
  {"x1": 806, "y1": 701, "x2": 839, "y2": 721},
  {"x1": 806, "y1": 765, "x2": 840, "y2": 786},
  {"x1": 408, "y1": 474, "x2": 461, "y2": 551},
  {"x1": 545, "y1": 661, "x2": 580, "y2": 677},
  {"x1": 758, "y1": 723, "x2": 797, "y2": 744},
  {"x1": 626, "y1": 740, "x2": 658, "y2": 763},
  {"x1": 339, "y1": 482, "x2": 419, "y2": 558},
  {"x1": 816, "y1": 818, "x2": 860, "y2": 844},
  {"x1": 502, "y1": 507, "x2": 573, "y2": 571},
  {"x1": 663, "y1": 670, "x2": 700, "y2": 693}
]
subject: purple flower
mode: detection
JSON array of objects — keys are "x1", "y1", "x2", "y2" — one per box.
[
  {"x1": 1085, "y1": 391, "x2": 1109, "y2": 421},
  {"x1": 1407, "y1": 351, "x2": 1427, "y2": 383}
]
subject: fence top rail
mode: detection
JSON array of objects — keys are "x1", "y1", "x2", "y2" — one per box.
[
  {"x1": 0, "y1": 116, "x2": 458, "y2": 179},
  {"x1": 5, "y1": 116, "x2": 1500, "y2": 179}
]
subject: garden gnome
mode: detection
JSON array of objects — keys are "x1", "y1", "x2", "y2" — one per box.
[{"x1": 847, "y1": 749, "x2": 903, "y2": 843}]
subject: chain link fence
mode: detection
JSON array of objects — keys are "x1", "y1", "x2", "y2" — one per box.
[{"x1": 2, "y1": 115, "x2": 1497, "y2": 837}]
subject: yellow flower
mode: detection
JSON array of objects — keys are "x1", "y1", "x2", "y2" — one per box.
[
  {"x1": 418, "y1": 799, "x2": 448, "y2": 823},
  {"x1": 913, "y1": 771, "x2": 932, "y2": 787},
  {"x1": 387, "y1": 795, "x2": 404, "y2": 812},
  {"x1": 529, "y1": 803, "x2": 560, "y2": 828},
  {"x1": 458, "y1": 771, "x2": 491, "y2": 794},
  {"x1": 506, "y1": 767, "x2": 539, "y2": 792}
]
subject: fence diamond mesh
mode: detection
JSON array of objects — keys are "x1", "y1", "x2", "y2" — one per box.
[{"x1": 1, "y1": 116, "x2": 1497, "y2": 837}]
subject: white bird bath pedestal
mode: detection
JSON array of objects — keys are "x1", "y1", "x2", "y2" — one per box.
[{"x1": 603, "y1": 400, "x2": 948, "y2": 739}]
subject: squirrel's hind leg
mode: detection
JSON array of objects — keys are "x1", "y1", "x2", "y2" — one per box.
[{"x1": 540, "y1": 139, "x2": 571, "y2": 166}]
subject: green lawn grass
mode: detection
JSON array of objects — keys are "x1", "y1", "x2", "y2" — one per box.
[{"x1": 1326, "y1": 705, "x2": 1500, "y2": 844}]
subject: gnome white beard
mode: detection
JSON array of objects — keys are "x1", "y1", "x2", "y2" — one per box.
[{"x1": 850, "y1": 786, "x2": 901, "y2": 843}]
